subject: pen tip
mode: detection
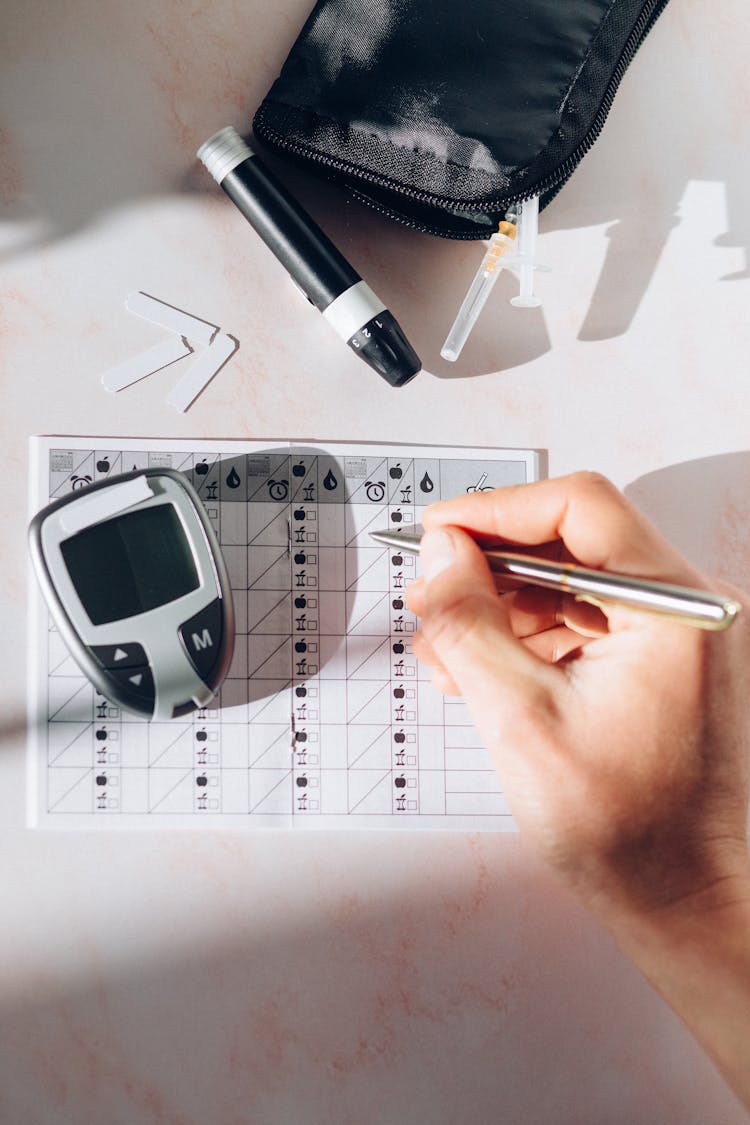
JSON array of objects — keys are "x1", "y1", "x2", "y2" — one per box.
[{"x1": 368, "y1": 526, "x2": 423, "y2": 551}]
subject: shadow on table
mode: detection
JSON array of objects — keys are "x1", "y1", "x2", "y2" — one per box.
[
  {"x1": 2, "y1": 2, "x2": 747, "y2": 381},
  {"x1": 0, "y1": 832, "x2": 743, "y2": 1125},
  {"x1": 625, "y1": 451, "x2": 750, "y2": 592}
]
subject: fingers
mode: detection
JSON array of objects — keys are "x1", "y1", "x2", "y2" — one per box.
[
  {"x1": 415, "y1": 620, "x2": 590, "y2": 671},
  {"x1": 521, "y1": 625, "x2": 593, "y2": 664},
  {"x1": 422, "y1": 472, "x2": 702, "y2": 586},
  {"x1": 408, "y1": 574, "x2": 609, "y2": 671},
  {"x1": 405, "y1": 574, "x2": 428, "y2": 617},
  {"x1": 413, "y1": 585, "x2": 602, "y2": 672},
  {"x1": 415, "y1": 526, "x2": 561, "y2": 738},
  {"x1": 408, "y1": 576, "x2": 606, "y2": 635},
  {"x1": 409, "y1": 577, "x2": 462, "y2": 691},
  {"x1": 506, "y1": 586, "x2": 609, "y2": 640}
]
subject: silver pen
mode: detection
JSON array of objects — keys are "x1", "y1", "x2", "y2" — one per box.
[{"x1": 369, "y1": 526, "x2": 741, "y2": 631}]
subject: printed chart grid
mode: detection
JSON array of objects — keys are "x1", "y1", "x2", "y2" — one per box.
[{"x1": 29, "y1": 438, "x2": 537, "y2": 829}]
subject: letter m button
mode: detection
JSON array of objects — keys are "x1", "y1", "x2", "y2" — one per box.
[
  {"x1": 178, "y1": 599, "x2": 224, "y2": 681},
  {"x1": 191, "y1": 627, "x2": 213, "y2": 652}
]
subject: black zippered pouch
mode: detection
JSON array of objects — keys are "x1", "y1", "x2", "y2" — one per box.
[{"x1": 253, "y1": 0, "x2": 669, "y2": 240}]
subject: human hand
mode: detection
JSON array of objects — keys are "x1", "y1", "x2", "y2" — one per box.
[{"x1": 406, "y1": 473, "x2": 750, "y2": 926}]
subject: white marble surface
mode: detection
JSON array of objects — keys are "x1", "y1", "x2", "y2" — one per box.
[{"x1": 2, "y1": 0, "x2": 750, "y2": 1120}]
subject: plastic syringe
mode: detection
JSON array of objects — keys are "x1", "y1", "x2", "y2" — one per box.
[
  {"x1": 510, "y1": 195, "x2": 542, "y2": 308},
  {"x1": 440, "y1": 220, "x2": 517, "y2": 362}
]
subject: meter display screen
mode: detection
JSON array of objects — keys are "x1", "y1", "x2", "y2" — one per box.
[{"x1": 60, "y1": 504, "x2": 199, "y2": 625}]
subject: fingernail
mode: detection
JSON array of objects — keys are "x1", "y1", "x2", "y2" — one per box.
[{"x1": 421, "y1": 528, "x2": 456, "y2": 580}]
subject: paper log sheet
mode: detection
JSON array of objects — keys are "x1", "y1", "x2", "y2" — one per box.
[{"x1": 28, "y1": 437, "x2": 538, "y2": 829}]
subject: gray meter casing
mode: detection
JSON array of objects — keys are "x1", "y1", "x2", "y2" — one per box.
[{"x1": 29, "y1": 469, "x2": 235, "y2": 720}]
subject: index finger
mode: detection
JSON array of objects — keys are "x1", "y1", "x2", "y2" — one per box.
[{"x1": 422, "y1": 472, "x2": 702, "y2": 585}]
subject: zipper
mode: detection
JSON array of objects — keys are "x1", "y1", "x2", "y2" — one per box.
[
  {"x1": 254, "y1": 0, "x2": 670, "y2": 239},
  {"x1": 530, "y1": 0, "x2": 671, "y2": 212}
]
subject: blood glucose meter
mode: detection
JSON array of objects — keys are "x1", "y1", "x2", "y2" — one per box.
[{"x1": 29, "y1": 469, "x2": 234, "y2": 720}]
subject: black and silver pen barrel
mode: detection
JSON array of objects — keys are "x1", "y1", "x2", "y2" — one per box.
[
  {"x1": 197, "y1": 126, "x2": 421, "y2": 387},
  {"x1": 370, "y1": 527, "x2": 741, "y2": 631}
]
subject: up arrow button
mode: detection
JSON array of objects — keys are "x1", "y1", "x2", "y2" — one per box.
[{"x1": 91, "y1": 642, "x2": 147, "y2": 670}]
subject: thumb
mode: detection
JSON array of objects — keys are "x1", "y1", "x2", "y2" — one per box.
[{"x1": 419, "y1": 527, "x2": 558, "y2": 739}]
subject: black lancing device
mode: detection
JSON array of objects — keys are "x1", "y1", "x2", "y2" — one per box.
[{"x1": 197, "y1": 126, "x2": 421, "y2": 388}]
